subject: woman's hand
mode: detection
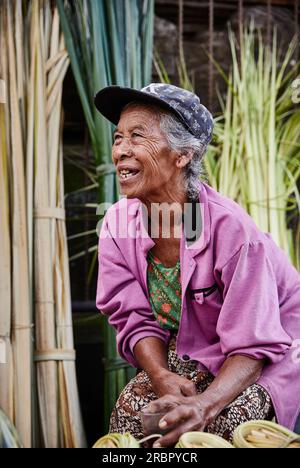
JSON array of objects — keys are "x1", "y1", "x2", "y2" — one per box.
[
  {"x1": 146, "y1": 393, "x2": 217, "y2": 447},
  {"x1": 147, "y1": 355, "x2": 266, "y2": 447},
  {"x1": 150, "y1": 369, "x2": 197, "y2": 398}
]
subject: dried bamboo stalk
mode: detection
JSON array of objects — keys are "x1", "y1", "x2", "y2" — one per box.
[
  {"x1": 47, "y1": 13, "x2": 85, "y2": 447},
  {"x1": 5, "y1": 0, "x2": 32, "y2": 448},
  {"x1": 0, "y1": 3, "x2": 14, "y2": 425},
  {"x1": 33, "y1": 0, "x2": 58, "y2": 447},
  {"x1": 56, "y1": 146, "x2": 86, "y2": 447},
  {"x1": 32, "y1": 0, "x2": 85, "y2": 447},
  {"x1": 0, "y1": 80, "x2": 6, "y2": 103},
  {"x1": 0, "y1": 74, "x2": 14, "y2": 421}
]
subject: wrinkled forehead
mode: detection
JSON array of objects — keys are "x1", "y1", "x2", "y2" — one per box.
[
  {"x1": 121, "y1": 101, "x2": 169, "y2": 120},
  {"x1": 117, "y1": 102, "x2": 164, "y2": 130}
]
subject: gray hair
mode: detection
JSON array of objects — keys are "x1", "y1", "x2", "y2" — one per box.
[
  {"x1": 159, "y1": 113, "x2": 207, "y2": 200},
  {"x1": 122, "y1": 102, "x2": 207, "y2": 200}
]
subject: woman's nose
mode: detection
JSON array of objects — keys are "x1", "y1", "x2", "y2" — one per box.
[{"x1": 114, "y1": 137, "x2": 133, "y2": 158}]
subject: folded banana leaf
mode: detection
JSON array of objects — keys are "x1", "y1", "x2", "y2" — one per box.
[
  {"x1": 233, "y1": 420, "x2": 299, "y2": 448},
  {"x1": 176, "y1": 431, "x2": 234, "y2": 448},
  {"x1": 0, "y1": 408, "x2": 22, "y2": 448},
  {"x1": 92, "y1": 432, "x2": 140, "y2": 448}
]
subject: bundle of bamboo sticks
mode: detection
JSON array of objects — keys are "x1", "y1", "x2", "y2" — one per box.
[
  {"x1": 0, "y1": 0, "x2": 85, "y2": 447},
  {"x1": 0, "y1": 0, "x2": 32, "y2": 448}
]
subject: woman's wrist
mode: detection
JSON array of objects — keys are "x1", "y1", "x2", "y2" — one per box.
[
  {"x1": 133, "y1": 337, "x2": 169, "y2": 380},
  {"x1": 147, "y1": 366, "x2": 170, "y2": 381},
  {"x1": 194, "y1": 389, "x2": 224, "y2": 421}
]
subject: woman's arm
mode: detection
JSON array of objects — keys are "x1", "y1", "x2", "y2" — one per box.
[
  {"x1": 134, "y1": 337, "x2": 197, "y2": 398},
  {"x1": 147, "y1": 354, "x2": 264, "y2": 447},
  {"x1": 134, "y1": 337, "x2": 168, "y2": 375},
  {"x1": 197, "y1": 354, "x2": 264, "y2": 413},
  {"x1": 97, "y1": 214, "x2": 170, "y2": 368}
]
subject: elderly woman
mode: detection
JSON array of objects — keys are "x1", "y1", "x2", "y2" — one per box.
[{"x1": 95, "y1": 83, "x2": 300, "y2": 447}]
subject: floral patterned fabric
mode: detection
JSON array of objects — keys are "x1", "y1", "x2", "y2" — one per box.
[{"x1": 147, "y1": 250, "x2": 181, "y2": 330}]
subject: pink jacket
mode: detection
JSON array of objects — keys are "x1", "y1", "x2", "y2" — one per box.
[{"x1": 96, "y1": 182, "x2": 300, "y2": 430}]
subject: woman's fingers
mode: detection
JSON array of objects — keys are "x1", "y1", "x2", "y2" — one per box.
[
  {"x1": 159, "y1": 404, "x2": 197, "y2": 431},
  {"x1": 154, "y1": 406, "x2": 205, "y2": 447},
  {"x1": 180, "y1": 380, "x2": 197, "y2": 396},
  {"x1": 146, "y1": 394, "x2": 181, "y2": 413}
]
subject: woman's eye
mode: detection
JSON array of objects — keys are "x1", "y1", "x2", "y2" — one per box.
[
  {"x1": 113, "y1": 134, "x2": 121, "y2": 142},
  {"x1": 132, "y1": 133, "x2": 143, "y2": 138}
]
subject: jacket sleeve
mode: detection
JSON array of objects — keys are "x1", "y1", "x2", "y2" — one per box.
[
  {"x1": 96, "y1": 217, "x2": 170, "y2": 368},
  {"x1": 217, "y1": 241, "x2": 292, "y2": 364}
]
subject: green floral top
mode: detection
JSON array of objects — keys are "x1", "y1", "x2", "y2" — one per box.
[{"x1": 147, "y1": 250, "x2": 181, "y2": 330}]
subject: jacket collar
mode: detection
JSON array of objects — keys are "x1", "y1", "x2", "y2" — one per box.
[
  {"x1": 138, "y1": 181, "x2": 211, "y2": 258},
  {"x1": 185, "y1": 181, "x2": 211, "y2": 257}
]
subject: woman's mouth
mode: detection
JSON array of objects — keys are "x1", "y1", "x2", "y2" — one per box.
[{"x1": 118, "y1": 168, "x2": 141, "y2": 183}]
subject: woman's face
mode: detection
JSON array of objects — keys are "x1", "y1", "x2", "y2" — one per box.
[{"x1": 112, "y1": 104, "x2": 188, "y2": 202}]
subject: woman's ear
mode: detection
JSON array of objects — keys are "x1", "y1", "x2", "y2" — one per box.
[{"x1": 175, "y1": 150, "x2": 194, "y2": 168}]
